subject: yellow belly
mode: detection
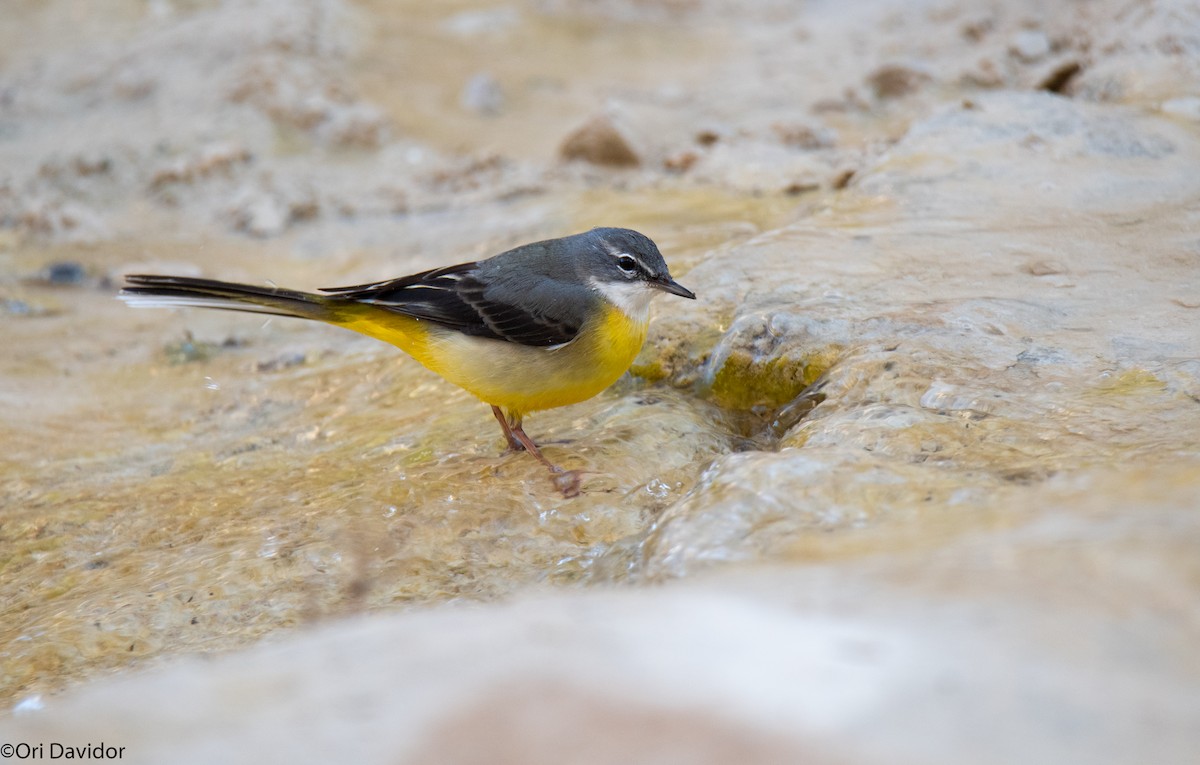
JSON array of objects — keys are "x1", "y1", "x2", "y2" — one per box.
[{"x1": 332, "y1": 302, "x2": 648, "y2": 418}]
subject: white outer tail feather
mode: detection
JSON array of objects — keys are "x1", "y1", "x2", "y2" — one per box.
[{"x1": 118, "y1": 293, "x2": 287, "y2": 315}]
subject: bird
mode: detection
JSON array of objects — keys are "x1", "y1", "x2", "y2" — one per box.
[{"x1": 119, "y1": 227, "x2": 695, "y2": 497}]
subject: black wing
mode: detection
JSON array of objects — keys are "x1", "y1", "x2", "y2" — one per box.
[{"x1": 320, "y1": 263, "x2": 581, "y2": 347}]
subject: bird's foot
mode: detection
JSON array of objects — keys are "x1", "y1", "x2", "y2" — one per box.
[
  {"x1": 550, "y1": 468, "x2": 584, "y2": 498},
  {"x1": 497, "y1": 411, "x2": 583, "y2": 497}
]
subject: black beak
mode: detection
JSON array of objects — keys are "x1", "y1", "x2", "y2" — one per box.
[{"x1": 651, "y1": 275, "x2": 696, "y2": 299}]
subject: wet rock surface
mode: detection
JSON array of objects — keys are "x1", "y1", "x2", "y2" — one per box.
[
  {"x1": 2, "y1": 0, "x2": 1198, "y2": 763},
  {"x1": 637, "y1": 91, "x2": 1200, "y2": 578}
]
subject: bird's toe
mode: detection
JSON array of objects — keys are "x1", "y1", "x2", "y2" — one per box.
[{"x1": 552, "y1": 469, "x2": 583, "y2": 498}]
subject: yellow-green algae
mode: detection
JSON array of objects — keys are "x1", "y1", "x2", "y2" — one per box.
[
  {"x1": 708, "y1": 346, "x2": 842, "y2": 411},
  {"x1": 1090, "y1": 369, "x2": 1169, "y2": 396}
]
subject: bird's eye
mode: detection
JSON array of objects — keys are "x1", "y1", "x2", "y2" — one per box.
[{"x1": 616, "y1": 255, "x2": 638, "y2": 275}]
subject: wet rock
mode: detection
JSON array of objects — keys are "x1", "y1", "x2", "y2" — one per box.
[
  {"x1": 559, "y1": 114, "x2": 641, "y2": 167},
  {"x1": 703, "y1": 312, "x2": 841, "y2": 411},
  {"x1": 641, "y1": 450, "x2": 891, "y2": 576},
  {"x1": 637, "y1": 89, "x2": 1200, "y2": 580},
  {"x1": 686, "y1": 139, "x2": 828, "y2": 194},
  {"x1": 1070, "y1": 0, "x2": 1200, "y2": 104},
  {"x1": 858, "y1": 92, "x2": 1194, "y2": 212}
]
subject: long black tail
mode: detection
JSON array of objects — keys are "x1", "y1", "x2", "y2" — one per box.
[{"x1": 119, "y1": 275, "x2": 336, "y2": 321}]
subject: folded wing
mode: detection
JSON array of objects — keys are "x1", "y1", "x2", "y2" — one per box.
[{"x1": 321, "y1": 264, "x2": 582, "y2": 347}]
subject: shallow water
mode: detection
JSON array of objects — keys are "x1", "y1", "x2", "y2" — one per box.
[{"x1": 0, "y1": 185, "x2": 787, "y2": 696}]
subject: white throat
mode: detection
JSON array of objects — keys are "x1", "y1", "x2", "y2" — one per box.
[{"x1": 589, "y1": 278, "x2": 656, "y2": 323}]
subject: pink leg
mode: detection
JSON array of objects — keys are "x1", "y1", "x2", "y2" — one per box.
[
  {"x1": 498, "y1": 410, "x2": 583, "y2": 498},
  {"x1": 491, "y1": 405, "x2": 523, "y2": 452}
]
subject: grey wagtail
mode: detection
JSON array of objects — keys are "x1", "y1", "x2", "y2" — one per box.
[{"x1": 120, "y1": 227, "x2": 695, "y2": 496}]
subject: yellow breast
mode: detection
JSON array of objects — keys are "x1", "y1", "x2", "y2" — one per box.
[{"x1": 332, "y1": 302, "x2": 648, "y2": 418}]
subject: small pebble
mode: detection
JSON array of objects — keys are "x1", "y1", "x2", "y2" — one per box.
[
  {"x1": 461, "y1": 72, "x2": 505, "y2": 116},
  {"x1": 559, "y1": 114, "x2": 640, "y2": 167},
  {"x1": 1011, "y1": 30, "x2": 1051, "y2": 62},
  {"x1": 867, "y1": 63, "x2": 932, "y2": 99},
  {"x1": 43, "y1": 260, "x2": 87, "y2": 285}
]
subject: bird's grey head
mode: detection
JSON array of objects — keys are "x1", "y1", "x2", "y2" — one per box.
[{"x1": 574, "y1": 228, "x2": 695, "y2": 318}]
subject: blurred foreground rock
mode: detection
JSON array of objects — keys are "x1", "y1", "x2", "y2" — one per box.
[{"x1": 6, "y1": 461, "x2": 1197, "y2": 765}]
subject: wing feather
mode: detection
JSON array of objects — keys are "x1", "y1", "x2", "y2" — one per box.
[{"x1": 320, "y1": 263, "x2": 581, "y2": 347}]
